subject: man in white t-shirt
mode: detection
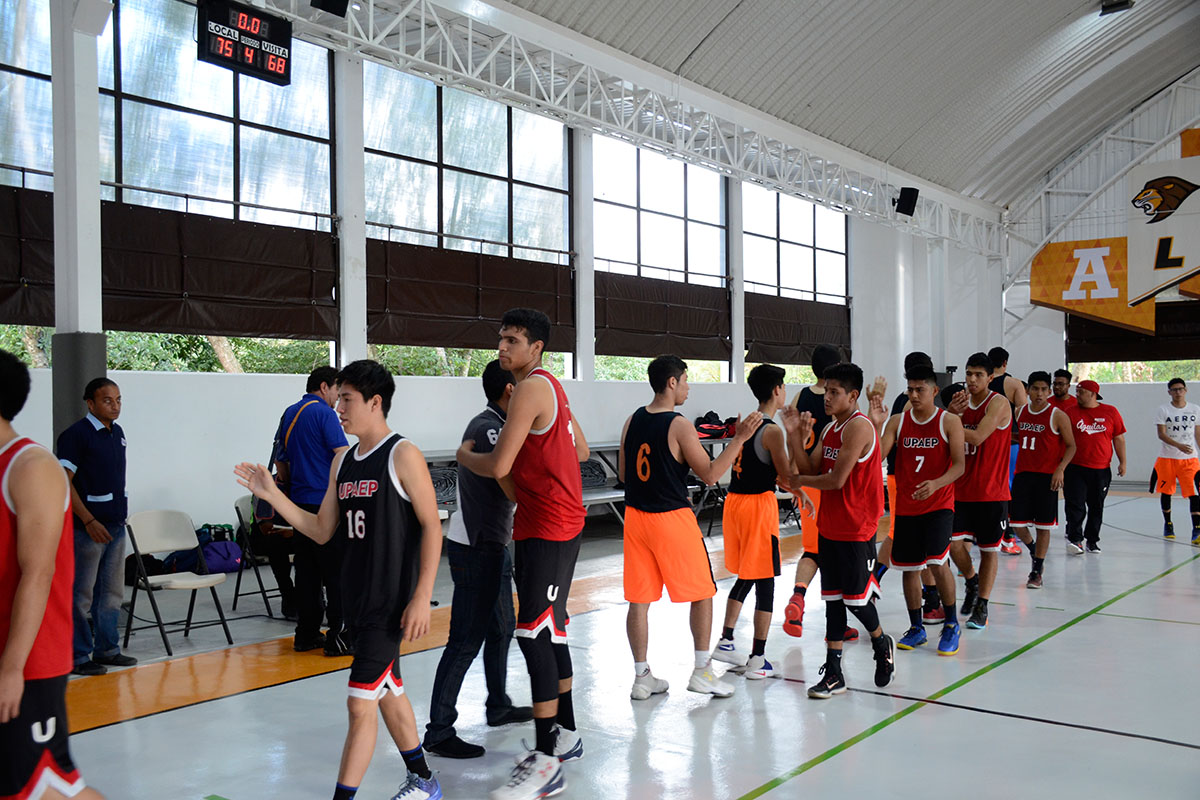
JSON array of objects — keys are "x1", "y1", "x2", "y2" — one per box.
[{"x1": 1153, "y1": 378, "x2": 1200, "y2": 542}]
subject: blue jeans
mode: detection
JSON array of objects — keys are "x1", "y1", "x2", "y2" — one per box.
[
  {"x1": 73, "y1": 520, "x2": 127, "y2": 664},
  {"x1": 424, "y1": 541, "x2": 518, "y2": 747}
]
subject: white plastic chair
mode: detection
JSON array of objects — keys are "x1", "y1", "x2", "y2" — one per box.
[{"x1": 123, "y1": 510, "x2": 233, "y2": 656}]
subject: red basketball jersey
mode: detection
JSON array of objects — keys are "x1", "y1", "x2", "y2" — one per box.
[
  {"x1": 817, "y1": 411, "x2": 883, "y2": 542},
  {"x1": 956, "y1": 391, "x2": 1011, "y2": 502},
  {"x1": 1014, "y1": 403, "x2": 1064, "y2": 474},
  {"x1": 510, "y1": 368, "x2": 586, "y2": 542},
  {"x1": 0, "y1": 438, "x2": 74, "y2": 680},
  {"x1": 895, "y1": 408, "x2": 955, "y2": 515}
]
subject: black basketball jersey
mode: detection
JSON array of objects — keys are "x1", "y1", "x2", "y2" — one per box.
[
  {"x1": 989, "y1": 373, "x2": 1020, "y2": 415},
  {"x1": 794, "y1": 386, "x2": 832, "y2": 454},
  {"x1": 336, "y1": 432, "x2": 421, "y2": 636},
  {"x1": 623, "y1": 407, "x2": 690, "y2": 513},
  {"x1": 729, "y1": 418, "x2": 777, "y2": 495}
]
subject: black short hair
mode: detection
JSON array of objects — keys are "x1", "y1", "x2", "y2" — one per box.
[
  {"x1": 905, "y1": 364, "x2": 938, "y2": 385},
  {"x1": 306, "y1": 366, "x2": 340, "y2": 394},
  {"x1": 0, "y1": 350, "x2": 30, "y2": 421},
  {"x1": 903, "y1": 351, "x2": 934, "y2": 372},
  {"x1": 336, "y1": 359, "x2": 395, "y2": 417},
  {"x1": 748, "y1": 364, "x2": 786, "y2": 402},
  {"x1": 83, "y1": 377, "x2": 117, "y2": 402},
  {"x1": 1053, "y1": 369, "x2": 1073, "y2": 381},
  {"x1": 501, "y1": 308, "x2": 551, "y2": 349},
  {"x1": 940, "y1": 382, "x2": 965, "y2": 408},
  {"x1": 987, "y1": 346, "x2": 1009, "y2": 369},
  {"x1": 811, "y1": 345, "x2": 841, "y2": 380},
  {"x1": 648, "y1": 355, "x2": 688, "y2": 394},
  {"x1": 482, "y1": 359, "x2": 516, "y2": 402},
  {"x1": 965, "y1": 352, "x2": 993, "y2": 373},
  {"x1": 823, "y1": 362, "x2": 863, "y2": 395},
  {"x1": 1027, "y1": 370, "x2": 1052, "y2": 388},
  {"x1": 1168, "y1": 377, "x2": 1186, "y2": 390}
]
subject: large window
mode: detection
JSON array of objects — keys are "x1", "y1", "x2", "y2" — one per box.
[
  {"x1": 1, "y1": 0, "x2": 333, "y2": 227},
  {"x1": 363, "y1": 63, "x2": 570, "y2": 264},
  {"x1": 593, "y1": 138, "x2": 726, "y2": 286},
  {"x1": 742, "y1": 182, "x2": 847, "y2": 304}
]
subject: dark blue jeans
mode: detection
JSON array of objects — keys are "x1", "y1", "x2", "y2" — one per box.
[
  {"x1": 424, "y1": 540, "x2": 518, "y2": 747},
  {"x1": 73, "y1": 520, "x2": 126, "y2": 664}
]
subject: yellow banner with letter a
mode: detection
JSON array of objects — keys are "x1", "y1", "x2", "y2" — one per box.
[{"x1": 1030, "y1": 237, "x2": 1155, "y2": 334}]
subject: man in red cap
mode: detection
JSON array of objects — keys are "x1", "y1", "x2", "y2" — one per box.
[{"x1": 1063, "y1": 380, "x2": 1127, "y2": 554}]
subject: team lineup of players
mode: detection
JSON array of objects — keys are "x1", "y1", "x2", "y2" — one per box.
[{"x1": 4, "y1": 312, "x2": 1198, "y2": 800}]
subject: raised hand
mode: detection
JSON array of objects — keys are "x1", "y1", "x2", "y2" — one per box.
[
  {"x1": 867, "y1": 375, "x2": 887, "y2": 401},
  {"x1": 867, "y1": 393, "x2": 888, "y2": 429},
  {"x1": 234, "y1": 462, "x2": 278, "y2": 499},
  {"x1": 734, "y1": 411, "x2": 764, "y2": 442}
]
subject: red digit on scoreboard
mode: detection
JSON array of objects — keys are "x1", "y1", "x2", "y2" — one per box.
[
  {"x1": 243, "y1": 45, "x2": 255, "y2": 65},
  {"x1": 220, "y1": 37, "x2": 233, "y2": 58}
]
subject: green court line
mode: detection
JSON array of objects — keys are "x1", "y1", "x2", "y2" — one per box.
[
  {"x1": 204, "y1": 795, "x2": 230, "y2": 799},
  {"x1": 1097, "y1": 611, "x2": 1200, "y2": 627},
  {"x1": 736, "y1": 550, "x2": 1200, "y2": 800},
  {"x1": 1035, "y1": 606, "x2": 1065, "y2": 611}
]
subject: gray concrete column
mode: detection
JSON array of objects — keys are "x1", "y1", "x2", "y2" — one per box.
[
  {"x1": 727, "y1": 179, "x2": 745, "y2": 382},
  {"x1": 333, "y1": 52, "x2": 368, "y2": 365},
  {"x1": 571, "y1": 130, "x2": 595, "y2": 381},
  {"x1": 50, "y1": 0, "x2": 111, "y2": 439}
]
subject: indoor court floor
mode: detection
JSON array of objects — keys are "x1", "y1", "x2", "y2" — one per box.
[{"x1": 66, "y1": 491, "x2": 1200, "y2": 799}]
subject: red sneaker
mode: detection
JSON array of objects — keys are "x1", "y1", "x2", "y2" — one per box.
[
  {"x1": 922, "y1": 606, "x2": 946, "y2": 625},
  {"x1": 843, "y1": 626, "x2": 859, "y2": 641},
  {"x1": 784, "y1": 592, "x2": 805, "y2": 637},
  {"x1": 1000, "y1": 538, "x2": 1022, "y2": 556}
]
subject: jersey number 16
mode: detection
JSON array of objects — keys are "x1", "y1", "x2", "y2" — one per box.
[{"x1": 346, "y1": 509, "x2": 366, "y2": 539}]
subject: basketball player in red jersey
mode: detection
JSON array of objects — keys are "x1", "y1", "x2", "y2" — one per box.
[
  {"x1": 869, "y1": 365, "x2": 966, "y2": 656},
  {"x1": 1010, "y1": 372, "x2": 1076, "y2": 589},
  {"x1": 456, "y1": 309, "x2": 590, "y2": 800},
  {"x1": 947, "y1": 352, "x2": 1012, "y2": 631},
  {"x1": 1, "y1": 350, "x2": 106, "y2": 800},
  {"x1": 781, "y1": 362, "x2": 895, "y2": 699}
]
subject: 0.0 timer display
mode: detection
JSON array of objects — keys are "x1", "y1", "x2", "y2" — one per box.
[{"x1": 197, "y1": 0, "x2": 292, "y2": 86}]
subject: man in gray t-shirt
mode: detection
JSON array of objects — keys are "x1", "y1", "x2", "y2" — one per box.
[{"x1": 424, "y1": 361, "x2": 532, "y2": 758}]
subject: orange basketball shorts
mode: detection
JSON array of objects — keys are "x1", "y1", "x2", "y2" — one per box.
[
  {"x1": 624, "y1": 506, "x2": 718, "y2": 603},
  {"x1": 1155, "y1": 457, "x2": 1198, "y2": 497},
  {"x1": 722, "y1": 491, "x2": 781, "y2": 580},
  {"x1": 798, "y1": 488, "x2": 821, "y2": 554}
]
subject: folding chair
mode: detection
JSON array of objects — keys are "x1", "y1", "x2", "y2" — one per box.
[
  {"x1": 124, "y1": 510, "x2": 234, "y2": 657},
  {"x1": 232, "y1": 494, "x2": 277, "y2": 616}
]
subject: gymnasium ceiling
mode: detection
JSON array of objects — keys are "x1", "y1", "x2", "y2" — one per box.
[{"x1": 499, "y1": 0, "x2": 1200, "y2": 208}]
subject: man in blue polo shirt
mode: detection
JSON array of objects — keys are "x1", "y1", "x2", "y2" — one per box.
[
  {"x1": 424, "y1": 360, "x2": 532, "y2": 759},
  {"x1": 57, "y1": 377, "x2": 136, "y2": 676},
  {"x1": 274, "y1": 366, "x2": 350, "y2": 655}
]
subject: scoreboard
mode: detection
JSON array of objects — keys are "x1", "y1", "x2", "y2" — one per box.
[{"x1": 197, "y1": 0, "x2": 292, "y2": 86}]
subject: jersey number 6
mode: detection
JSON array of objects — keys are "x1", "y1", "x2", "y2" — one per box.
[{"x1": 636, "y1": 443, "x2": 651, "y2": 482}]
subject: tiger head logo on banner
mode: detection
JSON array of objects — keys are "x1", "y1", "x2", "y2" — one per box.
[{"x1": 1127, "y1": 157, "x2": 1200, "y2": 305}]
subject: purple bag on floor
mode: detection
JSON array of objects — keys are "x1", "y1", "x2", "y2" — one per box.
[{"x1": 201, "y1": 541, "x2": 243, "y2": 573}]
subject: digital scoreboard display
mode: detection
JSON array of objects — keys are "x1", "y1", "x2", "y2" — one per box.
[{"x1": 197, "y1": 0, "x2": 292, "y2": 86}]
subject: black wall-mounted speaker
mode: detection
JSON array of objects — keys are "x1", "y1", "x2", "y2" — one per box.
[
  {"x1": 894, "y1": 187, "x2": 919, "y2": 216},
  {"x1": 311, "y1": 0, "x2": 350, "y2": 17}
]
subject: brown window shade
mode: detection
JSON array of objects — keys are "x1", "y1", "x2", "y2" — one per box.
[
  {"x1": 744, "y1": 293, "x2": 851, "y2": 365},
  {"x1": 366, "y1": 241, "x2": 575, "y2": 350},
  {"x1": 0, "y1": 186, "x2": 338, "y2": 338},
  {"x1": 594, "y1": 272, "x2": 731, "y2": 360},
  {"x1": 1066, "y1": 304, "x2": 1200, "y2": 362}
]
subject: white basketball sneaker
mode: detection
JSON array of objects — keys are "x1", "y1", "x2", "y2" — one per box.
[
  {"x1": 490, "y1": 751, "x2": 565, "y2": 800},
  {"x1": 630, "y1": 668, "x2": 669, "y2": 700},
  {"x1": 687, "y1": 662, "x2": 736, "y2": 697}
]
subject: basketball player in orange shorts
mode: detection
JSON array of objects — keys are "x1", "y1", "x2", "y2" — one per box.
[{"x1": 620, "y1": 355, "x2": 761, "y2": 700}]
